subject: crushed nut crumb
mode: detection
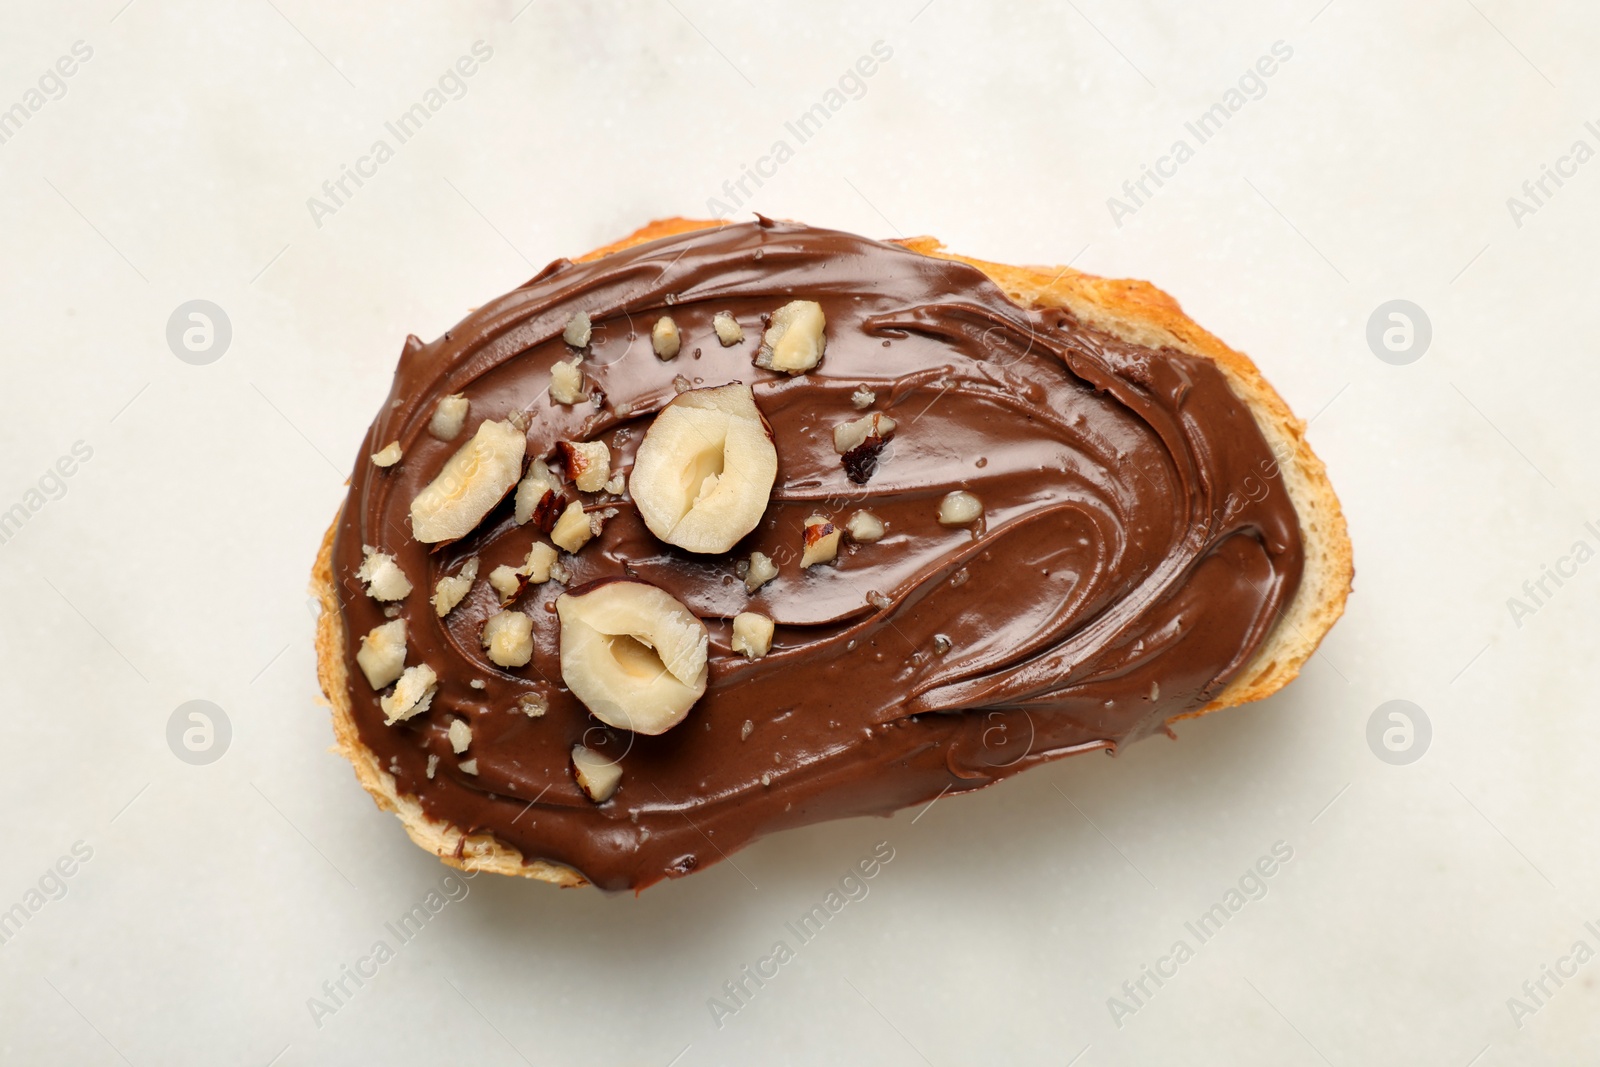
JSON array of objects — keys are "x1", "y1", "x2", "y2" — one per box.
[{"x1": 563, "y1": 311, "x2": 592, "y2": 348}]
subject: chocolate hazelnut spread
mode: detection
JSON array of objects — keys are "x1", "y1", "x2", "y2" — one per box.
[{"x1": 331, "y1": 219, "x2": 1304, "y2": 890}]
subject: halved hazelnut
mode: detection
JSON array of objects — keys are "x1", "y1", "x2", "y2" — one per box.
[
  {"x1": 428, "y1": 394, "x2": 470, "y2": 440},
  {"x1": 846, "y1": 511, "x2": 885, "y2": 543},
  {"x1": 801, "y1": 515, "x2": 841, "y2": 569},
  {"x1": 731, "y1": 612, "x2": 774, "y2": 659},
  {"x1": 433, "y1": 557, "x2": 479, "y2": 617},
  {"x1": 652, "y1": 316, "x2": 681, "y2": 360},
  {"x1": 557, "y1": 440, "x2": 612, "y2": 493},
  {"x1": 481, "y1": 610, "x2": 534, "y2": 668},
  {"x1": 409, "y1": 419, "x2": 527, "y2": 543},
  {"x1": 550, "y1": 356, "x2": 586, "y2": 405},
  {"x1": 371, "y1": 441, "x2": 403, "y2": 467},
  {"x1": 755, "y1": 300, "x2": 825, "y2": 374},
  {"x1": 713, "y1": 312, "x2": 744, "y2": 346},
  {"x1": 555, "y1": 580, "x2": 709, "y2": 735},
  {"x1": 550, "y1": 500, "x2": 594, "y2": 553},
  {"x1": 514, "y1": 459, "x2": 567, "y2": 530},
  {"x1": 448, "y1": 718, "x2": 472, "y2": 754},
  {"x1": 357, "y1": 619, "x2": 407, "y2": 689},
  {"x1": 357, "y1": 547, "x2": 412, "y2": 601},
  {"x1": 743, "y1": 551, "x2": 778, "y2": 593},
  {"x1": 563, "y1": 311, "x2": 592, "y2": 348},
  {"x1": 571, "y1": 744, "x2": 622, "y2": 802},
  {"x1": 381, "y1": 664, "x2": 437, "y2": 724},
  {"x1": 938, "y1": 490, "x2": 983, "y2": 526},
  {"x1": 629, "y1": 383, "x2": 778, "y2": 554}
]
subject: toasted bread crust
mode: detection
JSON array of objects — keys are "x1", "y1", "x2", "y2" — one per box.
[{"x1": 312, "y1": 218, "x2": 1353, "y2": 885}]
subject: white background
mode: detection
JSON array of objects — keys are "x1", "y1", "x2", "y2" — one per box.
[{"x1": 1, "y1": 1, "x2": 1595, "y2": 1064}]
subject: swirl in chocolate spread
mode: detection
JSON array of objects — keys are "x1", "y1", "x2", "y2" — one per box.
[{"x1": 332, "y1": 219, "x2": 1303, "y2": 890}]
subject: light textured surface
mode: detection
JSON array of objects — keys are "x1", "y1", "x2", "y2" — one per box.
[{"x1": 1, "y1": 2, "x2": 1595, "y2": 1065}]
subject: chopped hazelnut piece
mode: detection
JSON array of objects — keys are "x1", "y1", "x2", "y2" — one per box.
[
  {"x1": 550, "y1": 356, "x2": 586, "y2": 405},
  {"x1": 851, "y1": 386, "x2": 876, "y2": 410},
  {"x1": 523, "y1": 541, "x2": 558, "y2": 584},
  {"x1": 514, "y1": 459, "x2": 566, "y2": 529},
  {"x1": 731, "y1": 612, "x2": 774, "y2": 659},
  {"x1": 563, "y1": 311, "x2": 592, "y2": 348},
  {"x1": 426, "y1": 754, "x2": 439, "y2": 779},
  {"x1": 743, "y1": 551, "x2": 778, "y2": 593},
  {"x1": 651, "y1": 316, "x2": 681, "y2": 360},
  {"x1": 356, "y1": 619, "x2": 407, "y2": 689},
  {"x1": 488, "y1": 541, "x2": 557, "y2": 606},
  {"x1": 488, "y1": 565, "x2": 522, "y2": 603},
  {"x1": 428, "y1": 394, "x2": 469, "y2": 440},
  {"x1": 713, "y1": 312, "x2": 744, "y2": 346},
  {"x1": 481, "y1": 610, "x2": 534, "y2": 668},
  {"x1": 755, "y1": 300, "x2": 825, "y2": 374},
  {"x1": 357, "y1": 546, "x2": 412, "y2": 601},
  {"x1": 371, "y1": 441, "x2": 403, "y2": 467},
  {"x1": 846, "y1": 511, "x2": 885, "y2": 543},
  {"x1": 432, "y1": 557, "x2": 479, "y2": 617},
  {"x1": 835, "y1": 412, "x2": 896, "y2": 484},
  {"x1": 381, "y1": 664, "x2": 438, "y2": 724},
  {"x1": 458, "y1": 758, "x2": 479, "y2": 775},
  {"x1": 549, "y1": 500, "x2": 594, "y2": 552},
  {"x1": 801, "y1": 515, "x2": 841, "y2": 569},
  {"x1": 448, "y1": 718, "x2": 473, "y2": 754},
  {"x1": 572, "y1": 745, "x2": 622, "y2": 802},
  {"x1": 516, "y1": 692, "x2": 548, "y2": 718},
  {"x1": 557, "y1": 440, "x2": 612, "y2": 493},
  {"x1": 833, "y1": 412, "x2": 897, "y2": 455},
  {"x1": 603, "y1": 472, "x2": 626, "y2": 496},
  {"x1": 938, "y1": 490, "x2": 983, "y2": 526}
]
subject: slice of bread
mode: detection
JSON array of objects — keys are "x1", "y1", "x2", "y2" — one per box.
[{"x1": 311, "y1": 218, "x2": 1353, "y2": 887}]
